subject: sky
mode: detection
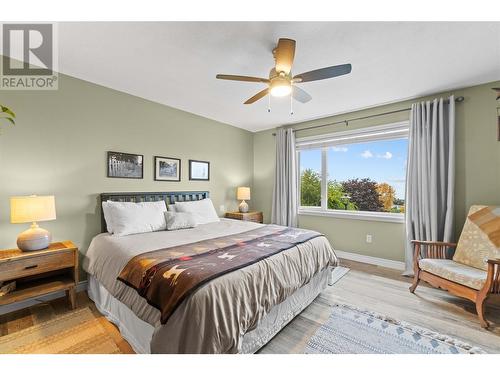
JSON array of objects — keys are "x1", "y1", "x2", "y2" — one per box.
[{"x1": 300, "y1": 138, "x2": 408, "y2": 199}]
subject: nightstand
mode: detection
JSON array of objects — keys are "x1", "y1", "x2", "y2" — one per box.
[
  {"x1": 0, "y1": 241, "x2": 78, "y2": 311},
  {"x1": 225, "y1": 211, "x2": 263, "y2": 224}
]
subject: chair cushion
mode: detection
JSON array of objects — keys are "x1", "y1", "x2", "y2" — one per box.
[
  {"x1": 419, "y1": 258, "x2": 487, "y2": 290},
  {"x1": 453, "y1": 205, "x2": 500, "y2": 271}
]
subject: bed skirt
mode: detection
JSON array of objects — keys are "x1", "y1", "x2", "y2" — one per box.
[{"x1": 88, "y1": 267, "x2": 332, "y2": 354}]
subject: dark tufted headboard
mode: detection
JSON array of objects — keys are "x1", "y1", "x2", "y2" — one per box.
[{"x1": 99, "y1": 191, "x2": 209, "y2": 233}]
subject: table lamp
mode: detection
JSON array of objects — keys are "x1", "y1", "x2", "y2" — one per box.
[
  {"x1": 10, "y1": 195, "x2": 56, "y2": 251},
  {"x1": 237, "y1": 187, "x2": 250, "y2": 213}
]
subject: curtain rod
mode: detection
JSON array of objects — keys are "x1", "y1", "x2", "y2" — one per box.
[{"x1": 272, "y1": 96, "x2": 464, "y2": 136}]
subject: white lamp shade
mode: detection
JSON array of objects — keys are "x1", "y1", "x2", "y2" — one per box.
[
  {"x1": 237, "y1": 187, "x2": 250, "y2": 200},
  {"x1": 10, "y1": 195, "x2": 56, "y2": 224}
]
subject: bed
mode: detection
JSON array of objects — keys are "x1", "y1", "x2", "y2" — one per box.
[{"x1": 83, "y1": 191, "x2": 338, "y2": 354}]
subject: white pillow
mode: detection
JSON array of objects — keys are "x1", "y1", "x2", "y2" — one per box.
[
  {"x1": 102, "y1": 201, "x2": 115, "y2": 233},
  {"x1": 167, "y1": 204, "x2": 177, "y2": 212},
  {"x1": 164, "y1": 211, "x2": 198, "y2": 230},
  {"x1": 103, "y1": 200, "x2": 167, "y2": 236},
  {"x1": 174, "y1": 198, "x2": 220, "y2": 225}
]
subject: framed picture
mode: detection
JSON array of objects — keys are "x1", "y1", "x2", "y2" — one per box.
[
  {"x1": 154, "y1": 156, "x2": 181, "y2": 181},
  {"x1": 497, "y1": 107, "x2": 500, "y2": 141},
  {"x1": 497, "y1": 114, "x2": 500, "y2": 141},
  {"x1": 107, "y1": 151, "x2": 143, "y2": 179},
  {"x1": 189, "y1": 159, "x2": 210, "y2": 181}
]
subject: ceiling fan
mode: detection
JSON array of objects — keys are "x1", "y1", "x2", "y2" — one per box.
[{"x1": 216, "y1": 38, "x2": 352, "y2": 110}]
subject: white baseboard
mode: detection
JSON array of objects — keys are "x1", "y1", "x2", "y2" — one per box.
[
  {"x1": 0, "y1": 280, "x2": 88, "y2": 315},
  {"x1": 336, "y1": 250, "x2": 405, "y2": 271}
]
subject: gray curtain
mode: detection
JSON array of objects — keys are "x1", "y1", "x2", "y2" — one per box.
[
  {"x1": 271, "y1": 128, "x2": 298, "y2": 227},
  {"x1": 404, "y1": 95, "x2": 456, "y2": 275}
]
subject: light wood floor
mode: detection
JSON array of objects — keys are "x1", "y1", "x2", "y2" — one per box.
[
  {"x1": 1, "y1": 259, "x2": 499, "y2": 354},
  {"x1": 260, "y1": 259, "x2": 500, "y2": 353}
]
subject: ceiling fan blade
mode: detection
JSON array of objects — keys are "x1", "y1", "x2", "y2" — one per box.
[
  {"x1": 216, "y1": 74, "x2": 269, "y2": 83},
  {"x1": 293, "y1": 64, "x2": 352, "y2": 83},
  {"x1": 274, "y1": 38, "x2": 296, "y2": 74},
  {"x1": 244, "y1": 88, "x2": 269, "y2": 104},
  {"x1": 293, "y1": 86, "x2": 312, "y2": 103}
]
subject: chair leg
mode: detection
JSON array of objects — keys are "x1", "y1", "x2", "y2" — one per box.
[
  {"x1": 409, "y1": 271, "x2": 420, "y2": 293},
  {"x1": 475, "y1": 294, "x2": 489, "y2": 329}
]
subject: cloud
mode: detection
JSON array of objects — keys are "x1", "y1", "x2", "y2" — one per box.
[
  {"x1": 360, "y1": 150, "x2": 373, "y2": 158},
  {"x1": 378, "y1": 151, "x2": 393, "y2": 160},
  {"x1": 388, "y1": 178, "x2": 406, "y2": 183},
  {"x1": 332, "y1": 146, "x2": 348, "y2": 152}
]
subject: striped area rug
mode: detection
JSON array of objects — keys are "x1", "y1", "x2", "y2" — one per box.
[
  {"x1": 0, "y1": 307, "x2": 120, "y2": 354},
  {"x1": 305, "y1": 304, "x2": 486, "y2": 354}
]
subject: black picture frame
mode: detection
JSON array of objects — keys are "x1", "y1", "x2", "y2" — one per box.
[
  {"x1": 189, "y1": 159, "x2": 210, "y2": 181},
  {"x1": 498, "y1": 114, "x2": 500, "y2": 142},
  {"x1": 497, "y1": 108, "x2": 500, "y2": 141},
  {"x1": 107, "y1": 151, "x2": 143, "y2": 179},
  {"x1": 154, "y1": 156, "x2": 181, "y2": 182}
]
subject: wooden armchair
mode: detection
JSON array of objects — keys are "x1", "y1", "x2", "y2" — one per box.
[{"x1": 409, "y1": 205, "x2": 500, "y2": 328}]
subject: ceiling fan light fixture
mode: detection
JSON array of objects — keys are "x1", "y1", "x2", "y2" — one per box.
[
  {"x1": 270, "y1": 79, "x2": 291, "y2": 97},
  {"x1": 216, "y1": 38, "x2": 352, "y2": 109}
]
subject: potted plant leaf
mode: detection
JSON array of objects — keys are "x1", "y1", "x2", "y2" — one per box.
[{"x1": 0, "y1": 104, "x2": 16, "y2": 130}]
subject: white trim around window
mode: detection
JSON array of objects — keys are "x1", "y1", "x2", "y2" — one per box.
[
  {"x1": 296, "y1": 121, "x2": 409, "y2": 150},
  {"x1": 297, "y1": 121, "x2": 409, "y2": 224},
  {"x1": 299, "y1": 207, "x2": 405, "y2": 223}
]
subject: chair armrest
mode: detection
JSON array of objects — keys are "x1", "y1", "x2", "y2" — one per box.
[
  {"x1": 411, "y1": 240, "x2": 457, "y2": 248},
  {"x1": 412, "y1": 240, "x2": 456, "y2": 261},
  {"x1": 485, "y1": 259, "x2": 500, "y2": 294}
]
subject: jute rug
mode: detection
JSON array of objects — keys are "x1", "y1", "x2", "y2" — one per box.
[
  {"x1": 0, "y1": 307, "x2": 121, "y2": 354},
  {"x1": 305, "y1": 304, "x2": 486, "y2": 354}
]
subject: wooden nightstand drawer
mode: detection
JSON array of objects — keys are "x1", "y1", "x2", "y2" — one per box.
[
  {"x1": 225, "y1": 211, "x2": 263, "y2": 223},
  {"x1": 0, "y1": 250, "x2": 75, "y2": 282}
]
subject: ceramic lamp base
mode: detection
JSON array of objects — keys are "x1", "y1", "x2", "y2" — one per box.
[
  {"x1": 238, "y1": 200, "x2": 249, "y2": 213},
  {"x1": 17, "y1": 223, "x2": 51, "y2": 251}
]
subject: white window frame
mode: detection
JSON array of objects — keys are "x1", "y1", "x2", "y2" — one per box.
[{"x1": 297, "y1": 121, "x2": 409, "y2": 223}]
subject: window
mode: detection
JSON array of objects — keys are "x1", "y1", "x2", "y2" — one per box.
[
  {"x1": 297, "y1": 122, "x2": 408, "y2": 222},
  {"x1": 298, "y1": 149, "x2": 322, "y2": 207}
]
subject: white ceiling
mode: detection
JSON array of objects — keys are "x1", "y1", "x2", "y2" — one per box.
[{"x1": 56, "y1": 22, "x2": 500, "y2": 132}]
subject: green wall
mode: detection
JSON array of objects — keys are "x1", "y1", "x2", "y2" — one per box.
[
  {"x1": 0, "y1": 73, "x2": 254, "y2": 265},
  {"x1": 1, "y1": 71, "x2": 498, "y2": 266},
  {"x1": 253, "y1": 81, "x2": 500, "y2": 261}
]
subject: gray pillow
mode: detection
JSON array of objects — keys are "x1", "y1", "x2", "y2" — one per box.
[{"x1": 164, "y1": 211, "x2": 198, "y2": 231}]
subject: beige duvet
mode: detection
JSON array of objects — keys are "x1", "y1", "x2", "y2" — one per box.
[{"x1": 83, "y1": 219, "x2": 337, "y2": 353}]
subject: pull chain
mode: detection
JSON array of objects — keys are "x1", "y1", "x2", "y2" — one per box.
[
  {"x1": 268, "y1": 94, "x2": 271, "y2": 113},
  {"x1": 290, "y1": 91, "x2": 294, "y2": 115}
]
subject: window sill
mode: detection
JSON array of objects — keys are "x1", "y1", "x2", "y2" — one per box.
[{"x1": 298, "y1": 208, "x2": 405, "y2": 223}]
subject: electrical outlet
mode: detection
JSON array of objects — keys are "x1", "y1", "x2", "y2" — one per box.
[
  {"x1": 366, "y1": 234, "x2": 373, "y2": 243},
  {"x1": 219, "y1": 205, "x2": 225, "y2": 213}
]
